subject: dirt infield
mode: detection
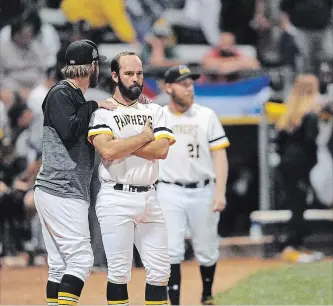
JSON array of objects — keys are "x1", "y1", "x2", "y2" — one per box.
[{"x1": 0, "y1": 258, "x2": 284, "y2": 305}]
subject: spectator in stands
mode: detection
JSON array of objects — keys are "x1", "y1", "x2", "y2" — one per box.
[
  {"x1": 7, "y1": 102, "x2": 33, "y2": 146},
  {"x1": 0, "y1": 66, "x2": 56, "y2": 267},
  {"x1": 0, "y1": 153, "x2": 44, "y2": 268},
  {"x1": 126, "y1": 0, "x2": 169, "y2": 44},
  {"x1": 222, "y1": 0, "x2": 257, "y2": 46},
  {"x1": 61, "y1": 0, "x2": 137, "y2": 44},
  {"x1": 0, "y1": 14, "x2": 47, "y2": 108},
  {"x1": 162, "y1": 0, "x2": 222, "y2": 46},
  {"x1": 310, "y1": 100, "x2": 333, "y2": 207},
  {"x1": 1, "y1": 66, "x2": 60, "y2": 268},
  {"x1": 0, "y1": 138, "x2": 30, "y2": 267},
  {"x1": 252, "y1": 0, "x2": 296, "y2": 100},
  {"x1": 274, "y1": 74, "x2": 324, "y2": 263},
  {"x1": 0, "y1": 100, "x2": 11, "y2": 145},
  {"x1": 21, "y1": 66, "x2": 59, "y2": 163},
  {"x1": 141, "y1": 18, "x2": 182, "y2": 67},
  {"x1": 1, "y1": 65, "x2": 59, "y2": 268},
  {"x1": 252, "y1": 0, "x2": 283, "y2": 65},
  {"x1": 280, "y1": 0, "x2": 333, "y2": 74},
  {"x1": 201, "y1": 32, "x2": 260, "y2": 76},
  {"x1": 0, "y1": 9, "x2": 60, "y2": 67},
  {"x1": 61, "y1": 20, "x2": 95, "y2": 48},
  {"x1": 22, "y1": 157, "x2": 47, "y2": 267}
]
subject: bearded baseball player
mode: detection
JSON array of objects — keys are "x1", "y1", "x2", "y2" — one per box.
[
  {"x1": 157, "y1": 65, "x2": 230, "y2": 305},
  {"x1": 88, "y1": 51, "x2": 175, "y2": 306}
]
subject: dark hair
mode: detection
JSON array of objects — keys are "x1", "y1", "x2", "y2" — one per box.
[
  {"x1": 11, "y1": 16, "x2": 25, "y2": 37},
  {"x1": 46, "y1": 65, "x2": 58, "y2": 79},
  {"x1": 25, "y1": 9, "x2": 42, "y2": 36},
  {"x1": 7, "y1": 101, "x2": 28, "y2": 128},
  {"x1": 322, "y1": 100, "x2": 333, "y2": 115},
  {"x1": 110, "y1": 51, "x2": 138, "y2": 75},
  {"x1": 10, "y1": 9, "x2": 41, "y2": 38}
]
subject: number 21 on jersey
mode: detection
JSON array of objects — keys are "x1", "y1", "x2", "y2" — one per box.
[{"x1": 188, "y1": 143, "x2": 200, "y2": 158}]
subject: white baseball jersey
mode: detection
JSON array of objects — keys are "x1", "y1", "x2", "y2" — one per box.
[
  {"x1": 159, "y1": 103, "x2": 230, "y2": 183},
  {"x1": 88, "y1": 98, "x2": 175, "y2": 185}
]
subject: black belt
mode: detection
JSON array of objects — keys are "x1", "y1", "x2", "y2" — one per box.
[
  {"x1": 158, "y1": 179, "x2": 215, "y2": 189},
  {"x1": 113, "y1": 183, "x2": 156, "y2": 193}
]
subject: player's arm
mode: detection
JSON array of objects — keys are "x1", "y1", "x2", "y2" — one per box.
[
  {"x1": 212, "y1": 148, "x2": 229, "y2": 208},
  {"x1": 209, "y1": 111, "x2": 230, "y2": 211},
  {"x1": 48, "y1": 89, "x2": 99, "y2": 143},
  {"x1": 132, "y1": 106, "x2": 176, "y2": 160},
  {"x1": 89, "y1": 120, "x2": 154, "y2": 161},
  {"x1": 132, "y1": 137, "x2": 171, "y2": 160}
]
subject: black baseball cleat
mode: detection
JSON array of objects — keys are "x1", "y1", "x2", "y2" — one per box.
[{"x1": 201, "y1": 295, "x2": 215, "y2": 305}]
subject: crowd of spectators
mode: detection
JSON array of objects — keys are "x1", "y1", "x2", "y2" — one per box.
[{"x1": 0, "y1": 0, "x2": 332, "y2": 267}]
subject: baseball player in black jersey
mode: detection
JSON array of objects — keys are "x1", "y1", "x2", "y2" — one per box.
[{"x1": 34, "y1": 40, "x2": 116, "y2": 306}]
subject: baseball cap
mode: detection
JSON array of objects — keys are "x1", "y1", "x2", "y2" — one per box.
[
  {"x1": 83, "y1": 39, "x2": 107, "y2": 62},
  {"x1": 164, "y1": 65, "x2": 200, "y2": 84},
  {"x1": 65, "y1": 40, "x2": 107, "y2": 65}
]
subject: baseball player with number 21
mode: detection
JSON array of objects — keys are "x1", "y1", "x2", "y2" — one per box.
[
  {"x1": 88, "y1": 51, "x2": 175, "y2": 306},
  {"x1": 157, "y1": 65, "x2": 230, "y2": 305}
]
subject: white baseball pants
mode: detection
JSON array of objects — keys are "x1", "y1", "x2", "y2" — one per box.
[
  {"x1": 157, "y1": 182, "x2": 220, "y2": 266},
  {"x1": 96, "y1": 183, "x2": 170, "y2": 285},
  {"x1": 34, "y1": 188, "x2": 94, "y2": 283}
]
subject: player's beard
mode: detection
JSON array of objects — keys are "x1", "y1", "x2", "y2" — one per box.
[
  {"x1": 89, "y1": 69, "x2": 99, "y2": 88},
  {"x1": 118, "y1": 75, "x2": 143, "y2": 101},
  {"x1": 172, "y1": 93, "x2": 192, "y2": 111}
]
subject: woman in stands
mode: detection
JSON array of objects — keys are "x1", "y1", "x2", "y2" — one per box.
[{"x1": 275, "y1": 74, "x2": 324, "y2": 263}]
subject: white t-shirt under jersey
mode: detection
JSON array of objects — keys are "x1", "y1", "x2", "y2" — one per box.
[
  {"x1": 159, "y1": 103, "x2": 230, "y2": 183},
  {"x1": 88, "y1": 98, "x2": 175, "y2": 185}
]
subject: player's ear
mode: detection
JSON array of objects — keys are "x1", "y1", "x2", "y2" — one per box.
[
  {"x1": 111, "y1": 71, "x2": 118, "y2": 84},
  {"x1": 165, "y1": 83, "x2": 172, "y2": 95}
]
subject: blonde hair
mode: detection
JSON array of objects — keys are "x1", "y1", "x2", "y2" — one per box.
[
  {"x1": 61, "y1": 63, "x2": 94, "y2": 79},
  {"x1": 276, "y1": 74, "x2": 320, "y2": 131}
]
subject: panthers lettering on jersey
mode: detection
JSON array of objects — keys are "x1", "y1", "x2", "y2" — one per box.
[
  {"x1": 114, "y1": 114, "x2": 153, "y2": 130},
  {"x1": 159, "y1": 104, "x2": 229, "y2": 183},
  {"x1": 87, "y1": 98, "x2": 175, "y2": 185}
]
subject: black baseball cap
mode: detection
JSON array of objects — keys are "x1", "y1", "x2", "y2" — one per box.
[
  {"x1": 164, "y1": 65, "x2": 200, "y2": 83},
  {"x1": 65, "y1": 40, "x2": 107, "y2": 65},
  {"x1": 83, "y1": 39, "x2": 107, "y2": 62}
]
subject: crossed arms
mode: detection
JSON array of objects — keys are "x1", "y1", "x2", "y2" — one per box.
[
  {"x1": 90, "y1": 134, "x2": 170, "y2": 161},
  {"x1": 89, "y1": 120, "x2": 172, "y2": 161}
]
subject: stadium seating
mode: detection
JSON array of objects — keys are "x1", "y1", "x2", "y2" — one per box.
[
  {"x1": 97, "y1": 43, "x2": 257, "y2": 65},
  {"x1": 250, "y1": 209, "x2": 333, "y2": 224}
]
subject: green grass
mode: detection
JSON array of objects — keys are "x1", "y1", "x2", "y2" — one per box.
[{"x1": 215, "y1": 261, "x2": 333, "y2": 305}]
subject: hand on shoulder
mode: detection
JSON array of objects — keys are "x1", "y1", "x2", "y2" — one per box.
[
  {"x1": 97, "y1": 99, "x2": 118, "y2": 111},
  {"x1": 138, "y1": 95, "x2": 153, "y2": 104}
]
